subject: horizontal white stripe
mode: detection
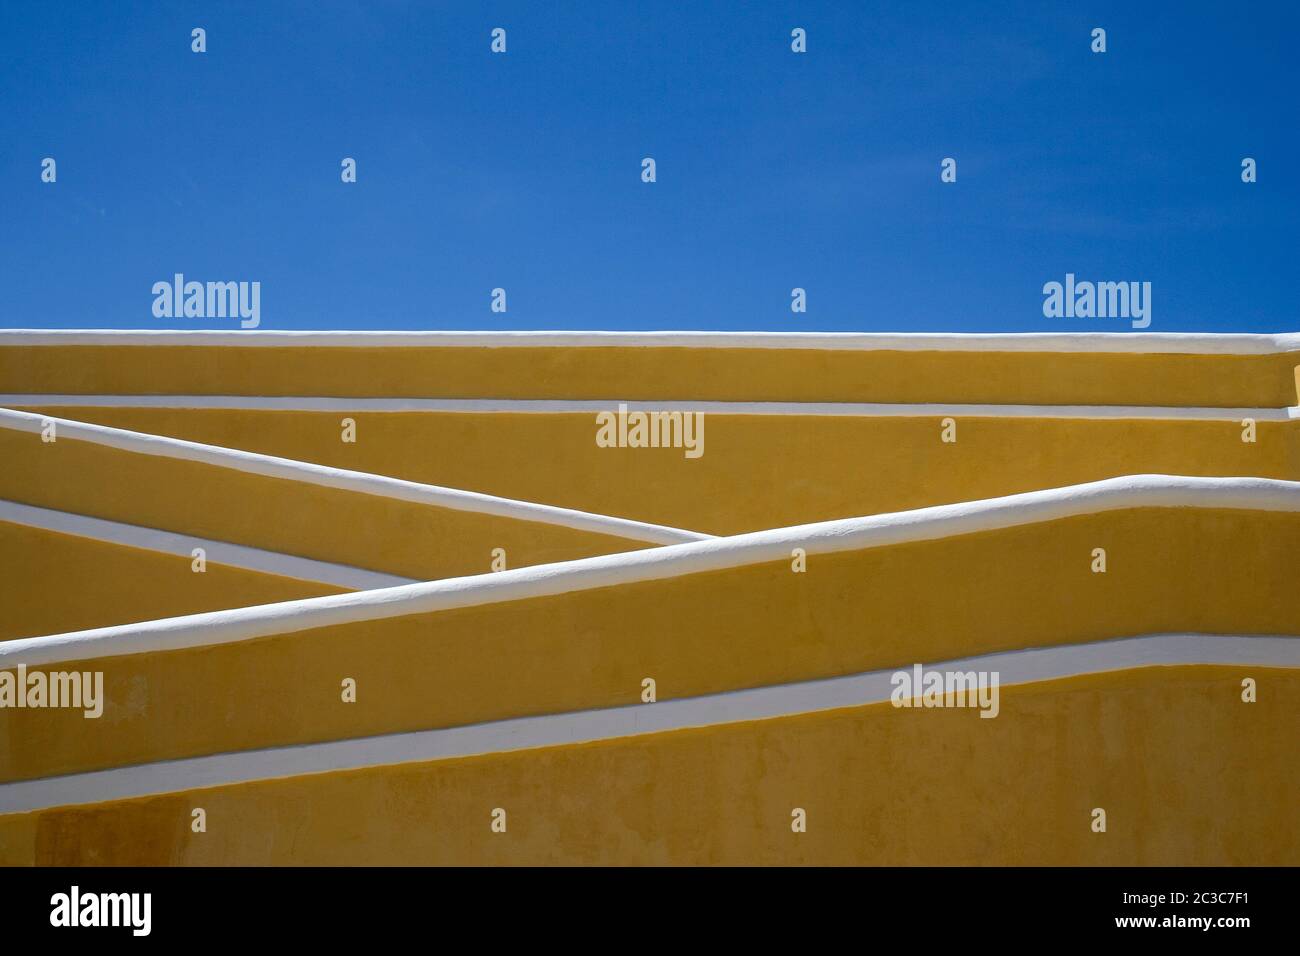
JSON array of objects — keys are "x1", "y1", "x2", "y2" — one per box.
[
  {"x1": 2, "y1": 474, "x2": 1297, "y2": 669},
  {"x1": 2, "y1": 633, "x2": 1294, "y2": 815},
  {"x1": 0, "y1": 499, "x2": 415, "y2": 591},
  {"x1": 0, "y1": 408, "x2": 710, "y2": 546},
  {"x1": 3, "y1": 394, "x2": 1293, "y2": 421},
  {"x1": 1, "y1": 329, "x2": 1298, "y2": 353}
]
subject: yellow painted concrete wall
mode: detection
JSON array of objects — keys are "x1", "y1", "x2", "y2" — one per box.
[
  {"x1": 4, "y1": 507, "x2": 1297, "y2": 782},
  {"x1": 18, "y1": 405, "x2": 1298, "y2": 534},
  {"x1": 2, "y1": 340, "x2": 1296, "y2": 866},
  {"x1": 2, "y1": 344, "x2": 1298, "y2": 405},
  {"x1": 0, "y1": 521, "x2": 340, "y2": 641},
  {"x1": 2, "y1": 666, "x2": 1293, "y2": 865},
  {"x1": 0, "y1": 427, "x2": 657, "y2": 580}
]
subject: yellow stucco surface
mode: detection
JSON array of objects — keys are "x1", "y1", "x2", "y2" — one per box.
[
  {"x1": 2, "y1": 340, "x2": 1296, "y2": 867},
  {"x1": 0, "y1": 427, "x2": 655, "y2": 581},
  {"x1": 0, "y1": 521, "x2": 340, "y2": 641},
  {"x1": 1, "y1": 666, "x2": 1293, "y2": 866},
  {"x1": 4, "y1": 507, "x2": 1296, "y2": 782},
  {"x1": 2, "y1": 343, "x2": 1298, "y2": 406}
]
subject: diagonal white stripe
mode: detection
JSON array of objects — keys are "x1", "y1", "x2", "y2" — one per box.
[
  {"x1": 1, "y1": 633, "x2": 1294, "y2": 815},
  {"x1": 1, "y1": 474, "x2": 1297, "y2": 668},
  {"x1": 0, "y1": 499, "x2": 415, "y2": 591},
  {"x1": 0, "y1": 407, "x2": 712, "y2": 546}
]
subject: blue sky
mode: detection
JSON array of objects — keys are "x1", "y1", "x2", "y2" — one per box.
[{"x1": 2, "y1": 1, "x2": 1295, "y2": 333}]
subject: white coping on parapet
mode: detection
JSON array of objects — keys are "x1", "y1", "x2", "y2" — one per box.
[
  {"x1": 1, "y1": 632, "x2": 1295, "y2": 815},
  {"x1": 1, "y1": 329, "x2": 1298, "y2": 353},
  {"x1": 2, "y1": 474, "x2": 1298, "y2": 669},
  {"x1": 0, "y1": 407, "x2": 709, "y2": 547},
  {"x1": 2, "y1": 394, "x2": 1295, "y2": 420},
  {"x1": 0, "y1": 499, "x2": 414, "y2": 591}
]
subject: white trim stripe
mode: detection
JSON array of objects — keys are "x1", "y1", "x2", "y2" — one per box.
[
  {"x1": 2, "y1": 474, "x2": 1297, "y2": 669},
  {"x1": 0, "y1": 499, "x2": 415, "y2": 591},
  {"x1": 0, "y1": 408, "x2": 710, "y2": 546},
  {"x1": 0, "y1": 329, "x2": 1298, "y2": 353},
  {"x1": 3, "y1": 394, "x2": 1294, "y2": 421},
  {"x1": 1, "y1": 633, "x2": 1294, "y2": 815}
]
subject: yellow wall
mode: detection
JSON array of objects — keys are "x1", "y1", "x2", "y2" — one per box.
[
  {"x1": 18, "y1": 405, "x2": 1299, "y2": 534},
  {"x1": 2, "y1": 666, "x2": 1293, "y2": 865},
  {"x1": 2, "y1": 344, "x2": 1298, "y2": 405},
  {"x1": 0, "y1": 427, "x2": 655, "y2": 580},
  {"x1": 2, "y1": 341, "x2": 1295, "y2": 866},
  {"x1": 4, "y1": 507, "x2": 1296, "y2": 782},
  {"x1": 0, "y1": 521, "x2": 340, "y2": 641}
]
